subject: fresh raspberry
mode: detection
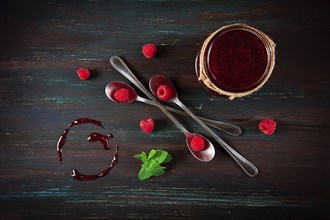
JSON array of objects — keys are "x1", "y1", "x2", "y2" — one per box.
[
  {"x1": 259, "y1": 119, "x2": 277, "y2": 135},
  {"x1": 140, "y1": 118, "x2": 154, "y2": 133},
  {"x1": 142, "y1": 44, "x2": 157, "y2": 58},
  {"x1": 190, "y1": 135, "x2": 205, "y2": 152},
  {"x1": 76, "y1": 68, "x2": 90, "y2": 80},
  {"x1": 157, "y1": 84, "x2": 173, "y2": 101},
  {"x1": 114, "y1": 88, "x2": 130, "y2": 103}
]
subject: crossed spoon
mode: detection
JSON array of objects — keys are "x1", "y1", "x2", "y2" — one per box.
[
  {"x1": 109, "y1": 56, "x2": 215, "y2": 162},
  {"x1": 105, "y1": 81, "x2": 242, "y2": 136},
  {"x1": 109, "y1": 56, "x2": 258, "y2": 176}
]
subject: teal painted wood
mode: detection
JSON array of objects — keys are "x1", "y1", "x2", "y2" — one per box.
[{"x1": 1, "y1": 0, "x2": 330, "y2": 219}]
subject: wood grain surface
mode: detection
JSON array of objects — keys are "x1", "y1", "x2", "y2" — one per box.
[{"x1": 1, "y1": 0, "x2": 329, "y2": 219}]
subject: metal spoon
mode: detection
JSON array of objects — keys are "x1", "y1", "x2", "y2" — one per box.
[
  {"x1": 149, "y1": 74, "x2": 259, "y2": 177},
  {"x1": 109, "y1": 56, "x2": 215, "y2": 162},
  {"x1": 105, "y1": 81, "x2": 242, "y2": 136}
]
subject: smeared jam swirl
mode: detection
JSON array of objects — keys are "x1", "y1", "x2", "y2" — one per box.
[{"x1": 56, "y1": 118, "x2": 118, "y2": 181}]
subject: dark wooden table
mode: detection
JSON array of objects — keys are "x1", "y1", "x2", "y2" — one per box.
[{"x1": 1, "y1": 1, "x2": 329, "y2": 219}]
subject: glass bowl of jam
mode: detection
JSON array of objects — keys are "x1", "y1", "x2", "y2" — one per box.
[{"x1": 195, "y1": 23, "x2": 276, "y2": 99}]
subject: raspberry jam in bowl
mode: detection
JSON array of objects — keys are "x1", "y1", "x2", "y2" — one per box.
[{"x1": 196, "y1": 24, "x2": 276, "y2": 99}]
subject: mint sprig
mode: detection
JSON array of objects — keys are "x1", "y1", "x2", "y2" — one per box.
[{"x1": 133, "y1": 149, "x2": 172, "y2": 180}]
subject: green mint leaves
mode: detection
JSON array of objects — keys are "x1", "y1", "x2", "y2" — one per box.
[{"x1": 133, "y1": 149, "x2": 172, "y2": 180}]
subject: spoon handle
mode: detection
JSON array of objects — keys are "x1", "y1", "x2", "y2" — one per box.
[
  {"x1": 110, "y1": 56, "x2": 189, "y2": 135},
  {"x1": 137, "y1": 96, "x2": 242, "y2": 136},
  {"x1": 174, "y1": 98, "x2": 259, "y2": 177}
]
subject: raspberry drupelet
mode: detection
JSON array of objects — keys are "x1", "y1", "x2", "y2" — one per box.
[
  {"x1": 114, "y1": 88, "x2": 130, "y2": 103},
  {"x1": 140, "y1": 118, "x2": 155, "y2": 133},
  {"x1": 190, "y1": 135, "x2": 205, "y2": 152},
  {"x1": 77, "y1": 68, "x2": 90, "y2": 80},
  {"x1": 156, "y1": 84, "x2": 173, "y2": 101},
  {"x1": 142, "y1": 44, "x2": 157, "y2": 58},
  {"x1": 259, "y1": 119, "x2": 276, "y2": 135}
]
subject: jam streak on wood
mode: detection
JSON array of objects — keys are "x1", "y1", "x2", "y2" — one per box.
[
  {"x1": 56, "y1": 128, "x2": 69, "y2": 164},
  {"x1": 56, "y1": 118, "x2": 117, "y2": 181},
  {"x1": 87, "y1": 132, "x2": 113, "y2": 150},
  {"x1": 56, "y1": 118, "x2": 105, "y2": 163},
  {"x1": 72, "y1": 144, "x2": 119, "y2": 181},
  {"x1": 68, "y1": 118, "x2": 104, "y2": 128}
]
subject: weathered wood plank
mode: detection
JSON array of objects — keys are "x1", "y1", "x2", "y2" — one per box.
[{"x1": 1, "y1": 0, "x2": 329, "y2": 219}]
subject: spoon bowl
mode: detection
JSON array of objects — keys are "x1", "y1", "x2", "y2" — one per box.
[
  {"x1": 105, "y1": 81, "x2": 137, "y2": 103},
  {"x1": 186, "y1": 132, "x2": 215, "y2": 162},
  {"x1": 149, "y1": 75, "x2": 178, "y2": 101}
]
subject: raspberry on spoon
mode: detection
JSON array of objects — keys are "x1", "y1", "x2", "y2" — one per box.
[
  {"x1": 190, "y1": 135, "x2": 205, "y2": 152},
  {"x1": 113, "y1": 88, "x2": 130, "y2": 103},
  {"x1": 156, "y1": 84, "x2": 173, "y2": 101}
]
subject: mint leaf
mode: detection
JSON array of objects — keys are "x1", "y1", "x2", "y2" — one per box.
[
  {"x1": 133, "y1": 149, "x2": 172, "y2": 180},
  {"x1": 153, "y1": 150, "x2": 169, "y2": 164},
  {"x1": 147, "y1": 149, "x2": 172, "y2": 164},
  {"x1": 133, "y1": 151, "x2": 148, "y2": 163},
  {"x1": 147, "y1": 149, "x2": 157, "y2": 160},
  {"x1": 146, "y1": 159, "x2": 165, "y2": 177},
  {"x1": 163, "y1": 153, "x2": 173, "y2": 164},
  {"x1": 141, "y1": 160, "x2": 150, "y2": 168},
  {"x1": 138, "y1": 167, "x2": 152, "y2": 180}
]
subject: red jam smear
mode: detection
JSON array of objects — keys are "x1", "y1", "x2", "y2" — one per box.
[
  {"x1": 68, "y1": 118, "x2": 104, "y2": 128},
  {"x1": 87, "y1": 132, "x2": 113, "y2": 150},
  {"x1": 56, "y1": 118, "x2": 118, "y2": 181},
  {"x1": 71, "y1": 144, "x2": 119, "y2": 181},
  {"x1": 206, "y1": 30, "x2": 268, "y2": 93}
]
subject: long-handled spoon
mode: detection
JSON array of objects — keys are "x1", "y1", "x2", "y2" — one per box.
[
  {"x1": 149, "y1": 74, "x2": 258, "y2": 177},
  {"x1": 110, "y1": 56, "x2": 215, "y2": 162},
  {"x1": 105, "y1": 81, "x2": 242, "y2": 136}
]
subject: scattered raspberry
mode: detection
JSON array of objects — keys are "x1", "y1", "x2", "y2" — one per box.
[
  {"x1": 114, "y1": 88, "x2": 130, "y2": 103},
  {"x1": 157, "y1": 84, "x2": 173, "y2": 101},
  {"x1": 142, "y1": 44, "x2": 157, "y2": 58},
  {"x1": 140, "y1": 118, "x2": 155, "y2": 133},
  {"x1": 259, "y1": 119, "x2": 276, "y2": 135},
  {"x1": 190, "y1": 135, "x2": 205, "y2": 152},
  {"x1": 76, "y1": 68, "x2": 90, "y2": 80}
]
